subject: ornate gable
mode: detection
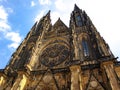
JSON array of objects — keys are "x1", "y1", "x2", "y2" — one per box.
[
  {"x1": 35, "y1": 69, "x2": 57, "y2": 90},
  {"x1": 86, "y1": 73, "x2": 105, "y2": 90},
  {"x1": 44, "y1": 18, "x2": 69, "y2": 39}
]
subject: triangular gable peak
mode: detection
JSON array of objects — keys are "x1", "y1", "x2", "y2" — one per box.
[
  {"x1": 74, "y1": 4, "x2": 82, "y2": 12},
  {"x1": 86, "y1": 73, "x2": 105, "y2": 90},
  {"x1": 52, "y1": 18, "x2": 69, "y2": 34}
]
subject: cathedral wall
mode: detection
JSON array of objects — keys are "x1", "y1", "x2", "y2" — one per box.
[
  {"x1": 115, "y1": 66, "x2": 120, "y2": 79},
  {"x1": 27, "y1": 36, "x2": 70, "y2": 71},
  {"x1": 0, "y1": 75, "x2": 6, "y2": 90}
]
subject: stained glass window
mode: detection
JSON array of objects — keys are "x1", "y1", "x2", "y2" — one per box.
[{"x1": 82, "y1": 40, "x2": 89, "y2": 56}]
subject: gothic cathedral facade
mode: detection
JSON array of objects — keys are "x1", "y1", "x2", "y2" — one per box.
[{"x1": 0, "y1": 4, "x2": 120, "y2": 90}]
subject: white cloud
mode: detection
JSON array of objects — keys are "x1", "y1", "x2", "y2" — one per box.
[
  {"x1": 6, "y1": 32, "x2": 21, "y2": 43},
  {"x1": 0, "y1": 5, "x2": 8, "y2": 20},
  {"x1": 0, "y1": 5, "x2": 22, "y2": 49},
  {"x1": 54, "y1": 0, "x2": 75, "y2": 12},
  {"x1": 51, "y1": 11, "x2": 60, "y2": 24},
  {"x1": 6, "y1": 32, "x2": 22, "y2": 49},
  {"x1": 0, "y1": 5, "x2": 12, "y2": 31},
  {"x1": 8, "y1": 42, "x2": 20, "y2": 49},
  {"x1": 54, "y1": 0, "x2": 66, "y2": 11},
  {"x1": 38, "y1": 0, "x2": 51, "y2": 5},
  {"x1": 0, "y1": 5, "x2": 11, "y2": 32},
  {"x1": 31, "y1": 1, "x2": 36, "y2": 7},
  {"x1": 34, "y1": 10, "x2": 46, "y2": 22},
  {"x1": 0, "y1": 21, "x2": 11, "y2": 31}
]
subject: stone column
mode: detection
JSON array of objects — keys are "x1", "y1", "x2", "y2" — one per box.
[
  {"x1": 0, "y1": 75, "x2": 6, "y2": 90},
  {"x1": 79, "y1": 70, "x2": 83, "y2": 90},
  {"x1": 102, "y1": 61, "x2": 120, "y2": 90},
  {"x1": 73, "y1": 33, "x2": 80, "y2": 60},
  {"x1": 11, "y1": 73, "x2": 28, "y2": 90},
  {"x1": 70, "y1": 65, "x2": 80, "y2": 90}
]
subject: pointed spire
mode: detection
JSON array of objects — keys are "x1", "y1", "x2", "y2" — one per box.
[
  {"x1": 74, "y1": 4, "x2": 80, "y2": 11},
  {"x1": 45, "y1": 10, "x2": 51, "y2": 18},
  {"x1": 36, "y1": 10, "x2": 51, "y2": 26},
  {"x1": 53, "y1": 18, "x2": 68, "y2": 28},
  {"x1": 56, "y1": 17, "x2": 62, "y2": 24},
  {"x1": 54, "y1": 17, "x2": 62, "y2": 25},
  {"x1": 52, "y1": 18, "x2": 69, "y2": 34},
  {"x1": 43, "y1": 10, "x2": 51, "y2": 22},
  {"x1": 58, "y1": 17, "x2": 61, "y2": 21}
]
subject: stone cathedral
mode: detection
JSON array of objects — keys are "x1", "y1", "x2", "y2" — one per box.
[{"x1": 0, "y1": 4, "x2": 120, "y2": 90}]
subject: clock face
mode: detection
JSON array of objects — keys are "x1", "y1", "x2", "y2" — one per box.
[{"x1": 40, "y1": 43, "x2": 69, "y2": 67}]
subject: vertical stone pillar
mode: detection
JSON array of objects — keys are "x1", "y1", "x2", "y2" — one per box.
[
  {"x1": 79, "y1": 70, "x2": 83, "y2": 90},
  {"x1": 18, "y1": 74, "x2": 27, "y2": 90},
  {"x1": 11, "y1": 73, "x2": 28, "y2": 90},
  {"x1": 70, "y1": 65, "x2": 80, "y2": 90},
  {"x1": 73, "y1": 33, "x2": 80, "y2": 60},
  {"x1": 102, "y1": 61, "x2": 120, "y2": 90},
  {"x1": 0, "y1": 75, "x2": 6, "y2": 90}
]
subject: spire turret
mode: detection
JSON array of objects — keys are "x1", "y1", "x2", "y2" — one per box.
[
  {"x1": 53, "y1": 18, "x2": 68, "y2": 28},
  {"x1": 74, "y1": 4, "x2": 81, "y2": 11},
  {"x1": 52, "y1": 18, "x2": 69, "y2": 35},
  {"x1": 46, "y1": 10, "x2": 51, "y2": 18}
]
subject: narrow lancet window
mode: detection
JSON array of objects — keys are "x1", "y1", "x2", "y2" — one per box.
[
  {"x1": 76, "y1": 15, "x2": 82, "y2": 26},
  {"x1": 82, "y1": 40, "x2": 89, "y2": 56}
]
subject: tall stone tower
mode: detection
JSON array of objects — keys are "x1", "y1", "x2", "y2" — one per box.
[{"x1": 0, "y1": 4, "x2": 120, "y2": 90}]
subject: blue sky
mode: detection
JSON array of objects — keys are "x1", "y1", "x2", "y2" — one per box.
[{"x1": 0, "y1": 0, "x2": 120, "y2": 69}]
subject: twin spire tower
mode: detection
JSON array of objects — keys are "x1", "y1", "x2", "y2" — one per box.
[{"x1": 0, "y1": 4, "x2": 120, "y2": 90}]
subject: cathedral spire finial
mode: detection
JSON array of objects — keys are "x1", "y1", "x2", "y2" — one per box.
[
  {"x1": 46, "y1": 10, "x2": 51, "y2": 17},
  {"x1": 53, "y1": 17, "x2": 68, "y2": 28},
  {"x1": 58, "y1": 17, "x2": 61, "y2": 21},
  {"x1": 74, "y1": 4, "x2": 80, "y2": 11},
  {"x1": 45, "y1": 10, "x2": 51, "y2": 20},
  {"x1": 37, "y1": 10, "x2": 51, "y2": 24}
]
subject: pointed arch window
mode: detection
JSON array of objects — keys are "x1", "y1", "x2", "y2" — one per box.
[
  {"x1": 82, "y1": 40, "x2": 89, "y2": 56},
  {"x1": 76, "y1": 15, "x2": 82, "y2": 26}
]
